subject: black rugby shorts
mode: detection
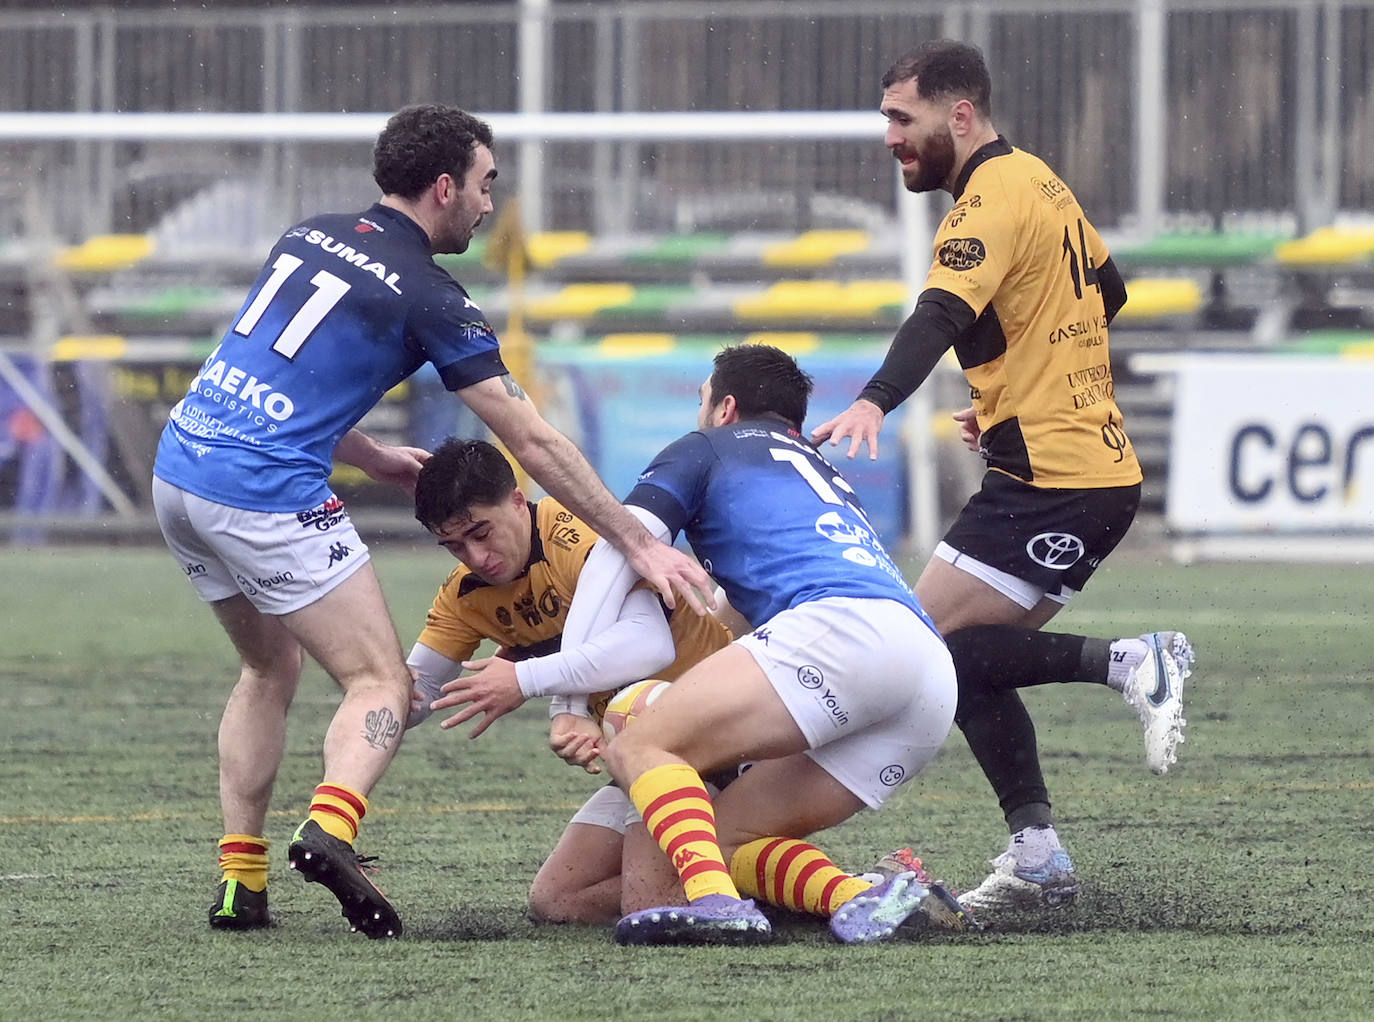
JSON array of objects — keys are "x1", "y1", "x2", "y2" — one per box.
[{"x1": 941, "y1": 469, "x2": 1140, "y2": 597}]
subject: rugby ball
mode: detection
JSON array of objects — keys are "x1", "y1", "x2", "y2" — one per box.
[{"x1": 600, "y1": 679, "x2": 671, "y2": 741}]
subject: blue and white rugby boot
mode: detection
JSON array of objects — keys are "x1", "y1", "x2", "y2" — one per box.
[
  {"x1": 1122, "y1": 631, "x2": 1194, "y2": 775},
  {"x1": 830, "y1": 871, "x2": 978, "y2": 944},
  {"x1": 958, "y1": 830, "x2": 1079, "y2": 916},
  {"x1": 614, "y1": 894, "x2": 772, "y2": 946}
]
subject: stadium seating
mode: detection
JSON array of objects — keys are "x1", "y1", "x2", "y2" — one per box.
[{"x1": 15, "y1": 207, "x2": 1373, "y2": 525}]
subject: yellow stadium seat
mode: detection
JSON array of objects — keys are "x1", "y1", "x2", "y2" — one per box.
[
  {"x1": 597, "y1": 333, "x2": 677, "y2": 357},
  {"x1": 742, "y1": 332, "x2": 822, "y2": 354},
  {"x1": 54, "y1": 234, "x2": 154, "y2": 272},
  {"x1": 526, "y1": 231, "x2": 592, "y2": 268},
  {"x1": 527, "y1": 282, "x2": 635, "y2": 319},
  {"x1": 1114, "y1": 277, "x2": 1205, "y2": 321},
  {"x1": 1274, "y1": 226, "x2": 1374, "y2": 266},
  {"x1": 762, "y1": 230, "x2": 872, "y2": 267},
  {"x1": 734, "y1": 280, "x2": 844, "y2": 319},
  {"x1": 734, "y1": 279, "x2": 910, "y2": 320},
  {"x1": 51, "y1": 335, "x2": 129, "y2": 360}
]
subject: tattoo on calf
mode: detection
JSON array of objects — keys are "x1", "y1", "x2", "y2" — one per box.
[
  {"x1": 501, "y1": 374, "x2": 527, "y2": 400},
  {"x1": 362, "y1": 706, "x2": 401, "y2": 750}
]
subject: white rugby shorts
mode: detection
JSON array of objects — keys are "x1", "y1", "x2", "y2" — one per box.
[
  {"x1": 152, "y1": 476, "x2": 370, "y2": 615},
  {"x1": 734, "y1": 596, "x2": 956, "y2": 809}
]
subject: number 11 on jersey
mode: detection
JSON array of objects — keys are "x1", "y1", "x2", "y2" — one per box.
[{"x1": 232, "y1": 252, "x2": 351, "y2": 359}]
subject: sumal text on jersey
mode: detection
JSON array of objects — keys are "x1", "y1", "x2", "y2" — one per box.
[{"x1": 292, "y1": 228, "x2": 404, "y2": 295}]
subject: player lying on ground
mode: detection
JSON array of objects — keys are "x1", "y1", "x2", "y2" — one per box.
[
  {"x1": 403, "y1": 438, "x2": 732, "y2": 921},
  {"x1": 532, "y1": 676, "x2": 974, "y2": 936},
  {"x1": 561, "y1": 343, "x2": 973, "y2": 945}
]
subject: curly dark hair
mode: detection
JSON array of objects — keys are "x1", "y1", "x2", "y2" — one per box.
[
  {"x1": 373, "y1": 104, "x2": 495, "y2": 199},
  {"x1": 881, "y1": 40, "x2": 993, "y2": 119},
  {"x1": 707, "y1": 344, "x2": 813, "y2": 432},
  {"x1": 413, "y1": 438, "x2": 517, "y2": 531}
]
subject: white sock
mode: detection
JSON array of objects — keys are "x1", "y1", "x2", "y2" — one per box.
[
  {"x1": 1106, "y1": 637, "x2": 1150, "y2": 692},
  {"x1": 1010, "y1": 824, "x2": 1062, "y2": 862}
]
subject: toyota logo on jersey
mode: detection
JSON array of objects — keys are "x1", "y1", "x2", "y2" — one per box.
[{"x1": 1026, "y1": 531, "x2": 1085, "y2": 569}]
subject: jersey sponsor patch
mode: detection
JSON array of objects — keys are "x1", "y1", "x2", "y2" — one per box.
[{"x1": 938, "y1": 237, "x2": 987, "y2": 271}]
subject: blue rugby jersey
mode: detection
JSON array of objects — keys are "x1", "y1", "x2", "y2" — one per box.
[
  {"x1": 626, "y1": 419, "x2": 936, "y2": 632},
  {"x1": 154, "y1": 203, "x2": 507, "y2": 511}
]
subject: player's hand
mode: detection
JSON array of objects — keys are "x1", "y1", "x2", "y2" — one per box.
[
  {"x1": 431, "y1": 656, "x2": 526, "y2": 738},
  {"x1": 550, "y1": 713, "x2": 605, "y2": 774},
  {"x1": 626, "y1": 539, "x2": 715, "y2": 616},
  {"x1": 811, "y1": 399, "x2": 886, "y2": 460},
  {"x1": 952, "y1": 406, "x2": 982, "y2": 452},
  {"x1": 364, "y1": 443, "x2": 431, "y2": 495}
]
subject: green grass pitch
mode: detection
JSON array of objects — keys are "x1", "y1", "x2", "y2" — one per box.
[{"x1": 2, "y1": 543, "x2": 1371, "y2": 1020}]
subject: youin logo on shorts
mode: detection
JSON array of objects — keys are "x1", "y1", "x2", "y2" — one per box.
[{"x1": 1026, "y1": 532, "x2": 1085, "y2": 569}]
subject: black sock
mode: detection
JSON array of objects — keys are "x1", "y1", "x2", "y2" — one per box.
[
  {"x1": 955, "y1": 688, "x2": 1052, "y2": 829},
  {"x1": 946, "y1": 625, "x2": 1096, "y2": 690}
]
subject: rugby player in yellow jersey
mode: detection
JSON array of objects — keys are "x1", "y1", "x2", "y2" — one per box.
[
  {"x1": 402, "y1": 438, "x2": 732, "y2": 922},
  {"x1": 815, "y1": 40, "x2": 1194, "y2": 917}
]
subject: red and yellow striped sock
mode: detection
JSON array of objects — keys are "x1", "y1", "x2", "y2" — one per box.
[
  {"x1": 308, "y1": 783, "x2": 368, "y2": 843},
  {"x1": 218, "y1": 834, "x2": 270, "y2": 893},
  {"x1": 730, "y1": 837, "x2": 872, "y2": 918},
  {"x1": 629, "y1": 762, "x2": 738, "y2": 902}
]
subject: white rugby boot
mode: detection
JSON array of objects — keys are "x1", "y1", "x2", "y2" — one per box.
[{"x1": 1121, "y1": 631, "x2": 1194, "y2": 774}]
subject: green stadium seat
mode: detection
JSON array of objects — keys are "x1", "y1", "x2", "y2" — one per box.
[{"x1": 1113, "y1": 231, "x2": 1285, "y2": 268}]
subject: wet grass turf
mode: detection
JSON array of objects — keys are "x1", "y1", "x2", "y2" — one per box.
[{"x1": 2, "y1": 545, "x2": 1370, "y2": 1020}]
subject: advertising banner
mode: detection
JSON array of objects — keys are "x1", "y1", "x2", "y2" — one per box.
[{"x1": 1167, "y1": 355, "x2": 1374, "y2": 533}]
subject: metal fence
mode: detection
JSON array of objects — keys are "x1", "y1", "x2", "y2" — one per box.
[{"x1": 0, "y1": 0, "x2": 1368, "y2": 240}]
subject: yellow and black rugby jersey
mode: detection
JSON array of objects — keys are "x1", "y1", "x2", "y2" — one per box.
[
  {"x1": 925, "y1": 137, "x2": 1142, "y2": 489},
  {"x1": 416, "y1": 497, "x2": 731, "y2": 677}
]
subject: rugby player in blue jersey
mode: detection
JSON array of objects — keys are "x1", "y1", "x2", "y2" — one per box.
[
  {"x1": 151, "y1": 104, "x2": 712, "y2": 938},
  {"x1": 557, "y1": 344, "x2": 971, "y2": 945}
]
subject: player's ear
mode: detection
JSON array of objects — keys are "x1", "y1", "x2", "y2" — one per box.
[
  {"x1": 717, "y1": 393, "x2": 739, "y2": 425},
  {"x1": 510, "y1": 488, "x2": 527, "y2": 511},
  {"x1": 949, "y1": 97, "x2": 977, "y2": 136},
  {"x1": 432, "y1": 172, "x2": 454, "y2": 205}
]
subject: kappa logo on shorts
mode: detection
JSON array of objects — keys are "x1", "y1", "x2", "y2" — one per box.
[
  {"x1": 1026, "y1": 532, "x2": 1086, "y2": 570},
  {"x1": 797, "y1": 665, "x2": 824, "y2": 689},
  {"x1": 879, "y1": 764, "x2": 906, "y2": 787}
]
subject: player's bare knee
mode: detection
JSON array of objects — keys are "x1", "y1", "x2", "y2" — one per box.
[{"x1": 601, "y1": 728, "x2": 661, "y2": 786}]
